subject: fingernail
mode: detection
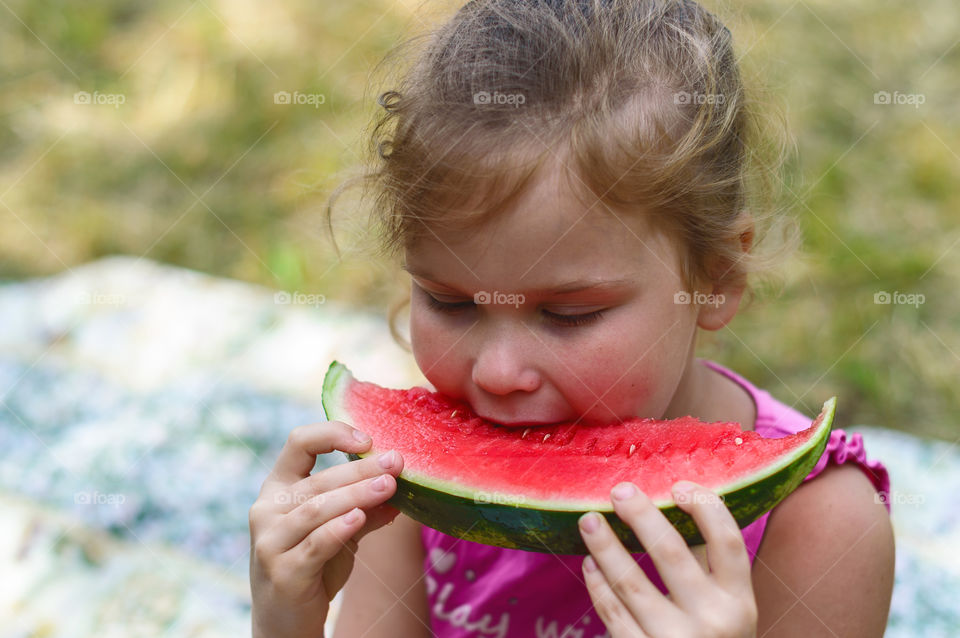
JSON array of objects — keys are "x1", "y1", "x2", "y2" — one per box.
[
  {"x1": 612, "y1": 482, "x2": 636, "y2": 500},
  {"x1": 353, "y1": 429, "x2": 371, "y2": 443},
  {"x1": 371, "y1": 474, "x2": 390, "y2": 491},
  {"x1": 579, "y1": 512, "x2": 600, "y2": 533},
  {"x1": 377, "y1": 450, "x2": 397, "y2": 469},
  {"x1": 583, "y1": 555, "x2": 598, "y2": 572},
  {"x1": 343, "y1": 507, "x2": 361, "y2": 525}
]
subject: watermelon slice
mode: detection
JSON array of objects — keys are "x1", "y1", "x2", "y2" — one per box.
[{"x1": 321, "y1": 361, "x2": 835, "y2": 554}]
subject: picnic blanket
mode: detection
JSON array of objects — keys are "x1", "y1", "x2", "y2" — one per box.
[{"x1": 0, "y1": 256, "x2": 957, "y2": 637}]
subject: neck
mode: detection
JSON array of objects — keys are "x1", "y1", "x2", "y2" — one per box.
[{"x1": 662, "y1": 331, "x2": 705, "y2": 420}]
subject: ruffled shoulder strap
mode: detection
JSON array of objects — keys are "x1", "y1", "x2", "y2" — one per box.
[{"x1": 804, "y1": 428, "x2": 892, "y2": 513}]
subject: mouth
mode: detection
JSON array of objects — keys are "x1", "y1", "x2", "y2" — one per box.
[
  {"x1": 484, "y1": 418, "x2": 566, "y2": 428},
  {"x1": 469, "y1": 402, "x2": 570, "y2": 428}
]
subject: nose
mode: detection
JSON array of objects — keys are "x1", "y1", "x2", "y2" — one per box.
[{"x1": 471, "y1": 337, "x2": 541, "y2": 396}]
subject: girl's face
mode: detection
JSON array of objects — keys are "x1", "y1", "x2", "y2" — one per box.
[{"x1": 404, "y1": 164, "x2": 742, "y2": 427}]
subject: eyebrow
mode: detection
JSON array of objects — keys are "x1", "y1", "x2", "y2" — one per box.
[{"x1": 402, "y1": 265, "x2": 633, "y2": 295}]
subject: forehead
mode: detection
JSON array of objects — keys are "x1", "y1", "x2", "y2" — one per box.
[{"x1": 403, "y1": 162, "x2": 682, "y2": 291}]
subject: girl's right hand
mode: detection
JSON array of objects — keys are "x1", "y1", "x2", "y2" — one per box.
[{"x1": 249, "y1": 420, "x2": 404, "y2": 638}]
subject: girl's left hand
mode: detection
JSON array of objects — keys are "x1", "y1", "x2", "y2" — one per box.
[{"x1": 578, "y1": 480, "x2": 758, "y2": 638}]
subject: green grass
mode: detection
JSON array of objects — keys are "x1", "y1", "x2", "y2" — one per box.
[{"x1": 1, "y1": 0, "x2": 957, "y2": 440}]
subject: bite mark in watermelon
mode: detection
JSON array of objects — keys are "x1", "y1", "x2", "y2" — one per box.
[{"x1": 321, "y1": 361, "x2": 835, "y2": 554}]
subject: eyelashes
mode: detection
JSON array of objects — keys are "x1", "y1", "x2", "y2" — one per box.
[
  {"x1": 544, "y1": 309, "x2": 606, "y2": 327},
  {"x1": 423, "y1": 293, "x2": 606, "y2": 328},
  {"x1": 424, "y1": 294, "x2": 472, "y2": 314}
]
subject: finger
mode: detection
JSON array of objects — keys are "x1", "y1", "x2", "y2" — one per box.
[
  {"x1": 354, "y1": 503, "x2": 402, "y2": 543},
  {"x1": 261, "y1": 473, "x2": 397, "y2": 554},
  {"x1": 269, "y1": 421, "x2": 373, "y2": 484},
  {"x1": 272, "y1": 506, "x2": 366, "y2": 587},
  {"x1": 609, "y1": 482, "x2": 712, "y2": 604},
  {"x1": 581, "y1": 555, "x2": 651, "y2": 638},
  {"x1": 282, "y1": 449, "x2": 404, "y2": 512},
  {"x1": 672, "y1": 481, "x2": 752, "y2": 595},
  {"x1": 322, "y1": 531, "x2": 363, "y2": 600},
  {"x1": 578, "y1": 511, "x2": 679, "y2": 635}
]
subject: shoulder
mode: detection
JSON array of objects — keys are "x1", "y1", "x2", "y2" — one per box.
[{"x1": 751, "y1": 463, "x2": 895, "y2": 637}]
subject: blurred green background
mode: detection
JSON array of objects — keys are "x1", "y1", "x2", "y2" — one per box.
[{"x1": 1, "y1": 0, "x2": 957, "y2": 440}]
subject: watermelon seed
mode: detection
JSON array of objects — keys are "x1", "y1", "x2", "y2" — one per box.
[
  {"x1": 542, "y1": 433, "x2": 551, "y2": 443},
  {"x1": 451, "y1": 410, "x2": 458, "y2": 419},
  {"x1": 521, "y1": 428, "x2": 531, "y2": 439},
  {"x1": 735, "y1": 437, "x2": 743, "y2": 445},
  {"x1": 628, "y1": 443, "x2": 636, "y2": 457}
]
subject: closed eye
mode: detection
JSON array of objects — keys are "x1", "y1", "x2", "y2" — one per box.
[
  {"x1": 541, "y1": 309, "x2": 605, "y2": 327},
  {"x1": 424, "y1": 293, "x2": 606, "y2": 327},
  {"x1": 424, "y1": 294, "x2": 473, "y2": 314}
]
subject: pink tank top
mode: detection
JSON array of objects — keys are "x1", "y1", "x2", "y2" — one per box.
[{"x1": 419, "y1": 358, "x2": 892, "y2": 638}]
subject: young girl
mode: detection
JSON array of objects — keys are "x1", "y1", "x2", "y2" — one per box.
[{"x1": 249, "y1": 0, "x2": 895, "y2": 636}]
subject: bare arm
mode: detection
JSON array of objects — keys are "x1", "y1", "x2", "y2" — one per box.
[
  {"x1": 333, "y1": 512, "x2": 432, "y2": 638},
  {"x1": 752, "y1": 463, "x2": 895, "y2": 637}
]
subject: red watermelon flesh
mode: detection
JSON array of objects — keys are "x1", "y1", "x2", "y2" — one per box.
[{"x1": 341, "y1": 374, "x2": 827, "y2": 508}]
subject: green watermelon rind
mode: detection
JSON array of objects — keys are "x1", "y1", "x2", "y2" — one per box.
[{"x1": 322, "y1": 360, "x2": 835, "y2": 555}]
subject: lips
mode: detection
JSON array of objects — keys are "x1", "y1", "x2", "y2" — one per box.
[
  {"x1": 469, "y1": 398, "x2": 569, "y2": 428},
  {"x1": 478, "y1": 416, "x2": 566, "y2": 428},
  {"x1": 498, "y1": 421, "x2": 558, "y2": 428}
]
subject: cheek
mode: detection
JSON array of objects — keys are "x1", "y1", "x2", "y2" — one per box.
[
  {"x1": 571, "y1": 346, "x2": 657, "y2": 417},
  {"x1": 536, "y1": 329, "x2": 639, "y2": 418},
  {"x1": 409, "y1": 305, "x2": 467, "y2": 394},
  {"x1": 563, "y1": 309, "x2": 694, "y2": 419}
]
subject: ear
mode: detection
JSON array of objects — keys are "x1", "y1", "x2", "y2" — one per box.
[
  {"x1": 695, "y1": 280, "x2": 745, "y2": 331},
  {"x1": 696, "y1": 215, "x2": 754, "y2": 331}
]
